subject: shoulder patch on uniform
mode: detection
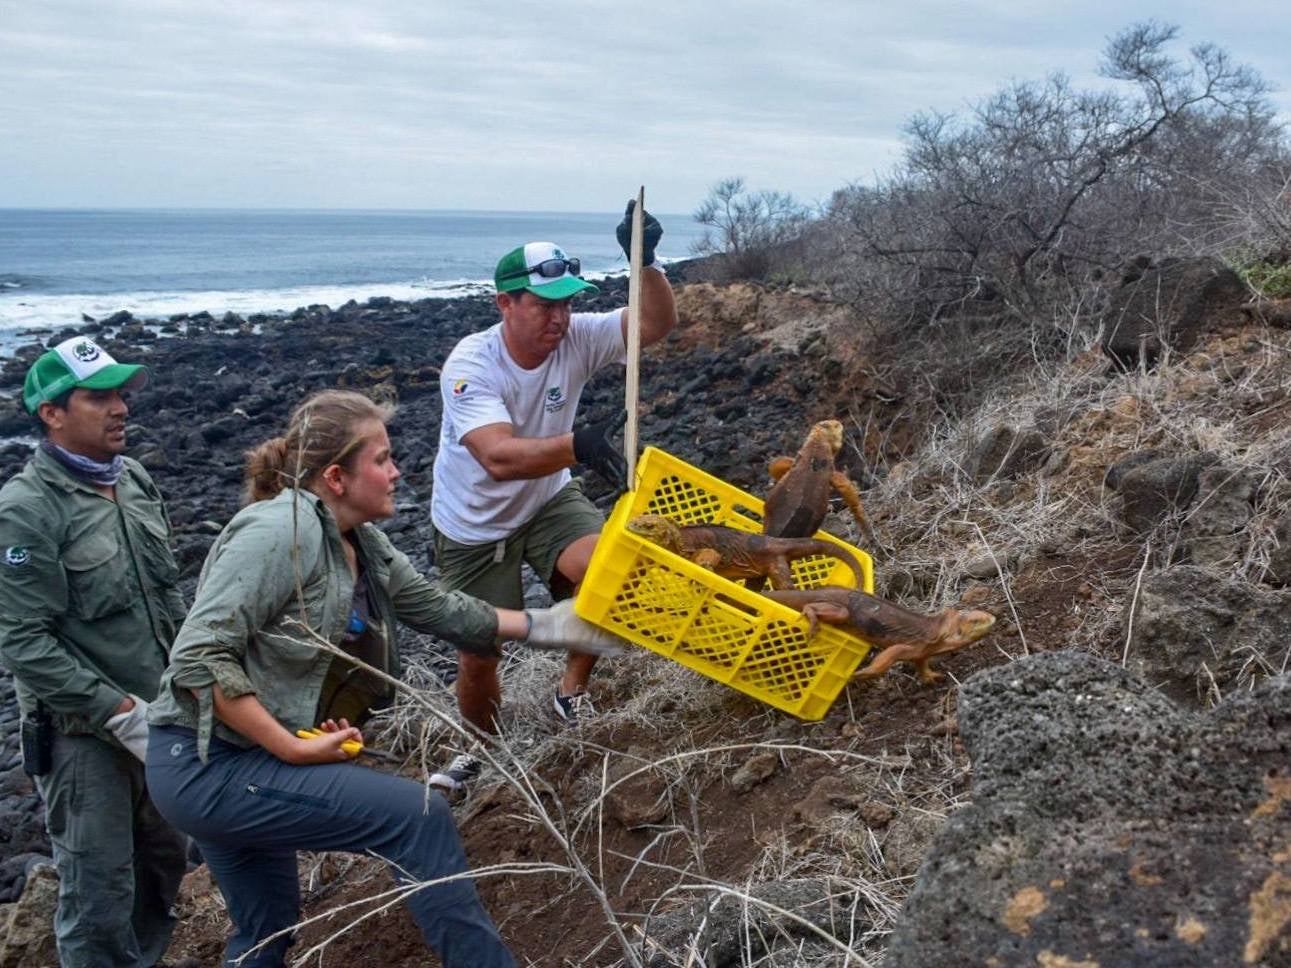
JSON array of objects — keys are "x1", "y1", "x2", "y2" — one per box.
[
  {"x1": 452, "y1": 378, "x2": 469, "y2": 397},
  {"x1": 4, "y1": 546, "x2": 31, "y2": 567}
]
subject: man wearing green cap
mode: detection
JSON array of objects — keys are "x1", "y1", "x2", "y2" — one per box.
[
  {"x1": 429, "y1": 202, "x2": 677, "y2": 792},
  {"x1": 0, "y1": 336, "x2": 189, "y2": 966}
]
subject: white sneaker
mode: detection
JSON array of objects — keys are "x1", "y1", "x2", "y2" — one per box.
[{"x1": 428, "y1": 753, "x2": 481, "y2": 793}]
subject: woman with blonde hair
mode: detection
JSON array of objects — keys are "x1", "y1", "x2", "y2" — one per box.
[{"x1": 145, "y1": 389, "x2": 620, "y2": 967}]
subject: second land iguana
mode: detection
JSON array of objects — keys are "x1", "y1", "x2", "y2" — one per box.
[{"x1": 626, "y1": 514, "x2": 866, "y2": 591}]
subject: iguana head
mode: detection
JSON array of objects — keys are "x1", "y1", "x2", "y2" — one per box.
[
  {"x1": 944, "y1": 609, "x2": 996, "y2": 647},
  {"x1": 626, "y1": 513, "x2": 684, "y2": 551},
  {"x1": 807, "y1": 419, "x2": 845, "y2": 456}
]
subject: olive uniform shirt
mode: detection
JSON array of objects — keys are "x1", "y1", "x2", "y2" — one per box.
[
  {"x1": 148, "y1": 488, "x2": 498, "y2": 759},
  {"x1": 0, "y1": 448, "x2": 186, "y2": 736}
]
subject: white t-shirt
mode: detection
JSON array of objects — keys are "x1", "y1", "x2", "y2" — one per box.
[{"x1": 431, "y1": 310, "x2": 625, "y2": 544}]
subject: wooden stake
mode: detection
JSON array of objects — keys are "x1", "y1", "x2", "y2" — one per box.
[{"x1": 624, "y1": 186, "x2": 645, "y2": 489}]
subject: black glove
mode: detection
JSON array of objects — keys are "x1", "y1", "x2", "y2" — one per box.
[
  {"x1": 573, "y1": 410, "x2": 628, "y2": 491},
  {"x1": 615, "y1": 200, "x2": 663, "y2": 267}
]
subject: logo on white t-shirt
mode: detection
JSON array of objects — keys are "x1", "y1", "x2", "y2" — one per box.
[
  {"x1": 544, "y1": 385, "x2": 566, "y2": 414},
  {"x1": 452, "y1": 379, "x2": 469, "y2": 397}
]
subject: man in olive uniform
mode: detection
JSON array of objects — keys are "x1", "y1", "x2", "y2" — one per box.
[{"x1": 0, "y1": 337, "x2": 188, "y2": 967}]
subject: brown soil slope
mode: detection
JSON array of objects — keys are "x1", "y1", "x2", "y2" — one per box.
[{"x1": 123, "y1": 289, "x2": 1291, "y2": 965}]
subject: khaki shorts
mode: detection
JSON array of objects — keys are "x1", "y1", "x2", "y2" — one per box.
[{"x1": 432, "y1": 480, "x2": 605, "y2": 609}]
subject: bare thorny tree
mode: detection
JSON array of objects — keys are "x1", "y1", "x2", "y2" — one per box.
[
  {"x1": 815, "y1": 22, "x2": 1286, "y2": 334},
  {"x1": 692, "y1": 177, "x2": 812, "y2": 282}
]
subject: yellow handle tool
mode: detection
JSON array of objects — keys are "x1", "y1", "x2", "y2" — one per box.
[{"x1": 295, "y1": 728, "x2": 363, "y2": 757}]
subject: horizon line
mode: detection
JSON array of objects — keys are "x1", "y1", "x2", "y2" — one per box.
[{"x1": 0, "y1": 205, "x2": 699, "y2": 218}]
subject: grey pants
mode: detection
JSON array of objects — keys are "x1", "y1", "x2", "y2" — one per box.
[
  {"x1": 145, "y1": 725, "x2": 514, "y2": 968},
  {"x1": 35, "y1": 732, "x2": 187, "y2": 968}
]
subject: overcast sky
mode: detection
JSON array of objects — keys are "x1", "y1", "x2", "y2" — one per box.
[{"x1": 1, "y1": 0, "x2": 1287, "y2": 215}]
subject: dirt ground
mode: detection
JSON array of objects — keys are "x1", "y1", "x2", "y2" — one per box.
[{"x1": 162, "y1": 536, "x2": 1129, "y2": 968}]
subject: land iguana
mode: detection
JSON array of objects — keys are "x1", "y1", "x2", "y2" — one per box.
[
  {"x1": 764, "y1": 419, "x2": 874, "y2": 544},
  {"x1": 626, "y1": 514, "x2": 866, "y2": 591},
  {"x1": 763, "y1": 586, "x2": 996, "y2": 684}
]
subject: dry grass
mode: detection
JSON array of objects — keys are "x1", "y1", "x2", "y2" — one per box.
[
  {"x1": 855, "y1": 318, "x2": 1291, "y2": 717},
  {"x1": 256, "y1": 637, "x2": 919, "y2": 966},
  {"x1": 224, "y1": 317, "x2": 1291, "y2": 966}
]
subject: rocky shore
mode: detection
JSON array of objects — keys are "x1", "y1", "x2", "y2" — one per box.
[{"x1": 0, "y1": 268, "x2": 842, "y2": 902}]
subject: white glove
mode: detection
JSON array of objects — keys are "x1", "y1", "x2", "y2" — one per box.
[
  {"x1": 104, "y1": 695, "x2": 150, "y2": 763},
  {"x1": 523, "y1": 600, "x2": 629, "y2": 657}
]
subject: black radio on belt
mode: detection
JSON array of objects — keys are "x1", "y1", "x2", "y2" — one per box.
[{"x1": 20, "y1": 703, "x2": 53, "y2": 778}]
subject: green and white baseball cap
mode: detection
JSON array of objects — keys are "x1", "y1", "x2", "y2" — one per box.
[
  {"x1": 22, "y1": 336, "x2": 149, "y2": 414},
  {"x1": 494, "y1": 242, "x2": 599, "y2": 299}
]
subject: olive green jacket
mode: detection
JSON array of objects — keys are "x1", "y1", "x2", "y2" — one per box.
[
  {"x1": 0, "y1": 448, "x2": 187, "y2": 736},
  {"x1": 148, "y1": 488, "x2": 497, "y2": 758}
]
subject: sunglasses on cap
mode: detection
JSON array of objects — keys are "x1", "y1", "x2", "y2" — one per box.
[{"x1": 497, "y1": 256, "x2": 582, "y2": 283}]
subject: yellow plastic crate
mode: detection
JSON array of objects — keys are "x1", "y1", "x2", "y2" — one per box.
[{"x1": 576, "y1": 446, "x2": 875, "y2": 720}]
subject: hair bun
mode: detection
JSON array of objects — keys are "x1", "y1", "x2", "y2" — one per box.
[{"x1": 244, "y1": 436, "x2": 293, "y2": 503}]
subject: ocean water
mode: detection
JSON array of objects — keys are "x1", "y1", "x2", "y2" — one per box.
[{"x1": 0, "y1": 208, "x2": 705, "y2": 352}]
